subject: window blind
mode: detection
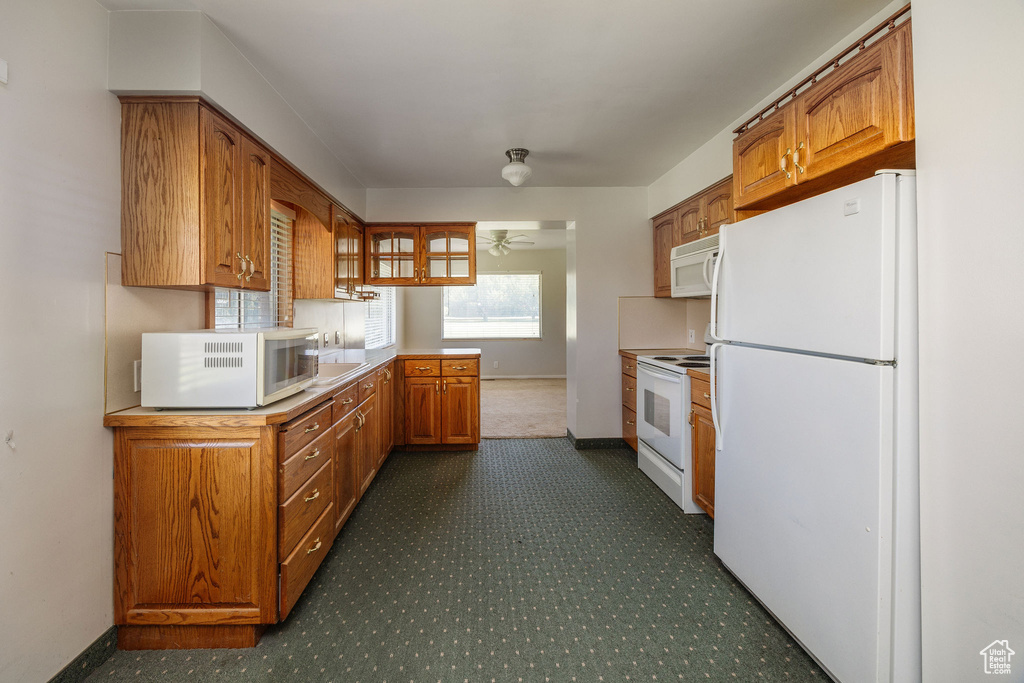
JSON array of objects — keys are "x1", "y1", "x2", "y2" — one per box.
[
  {"x1": 442, "y1": 272, "x2": 541, "y2": 340},
  {"x1": 213, "y1": 208, "x2": 294, "y2": 329},
  {"x1": 364, "y1": 286, "x2": 396, "y2": 349}
]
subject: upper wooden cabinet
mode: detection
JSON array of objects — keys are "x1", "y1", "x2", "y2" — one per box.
[
  {"x1": 120, "y1": 99, "x2": 272, "y2": 291},
  {"x1": 334, "y1": 206, "x2": 364, "y2": 300},
  {"x1": 650, "y1": 176, "x2": 733, "y2": 298},
  {"x1": 365, "y1": 223, "x2": 476, "y2": 286},
  {"x1": 733, "y1": 19, "x2": 914, "y2": 211}
]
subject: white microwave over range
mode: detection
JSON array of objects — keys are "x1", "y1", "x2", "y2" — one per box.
[
  {"x1": 670, "y1": 233, "x2": 719, "y2": 298},
  {"x1": 142, "y1": 328, "x2": 319, "y2": 409}
]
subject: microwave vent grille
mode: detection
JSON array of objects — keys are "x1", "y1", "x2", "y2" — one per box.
[
  {"x1": 671, "y1": 234, "x2": 720, "y2": 259},
  {"x1": 204, "y1": 355, "x2": 243, "y2": 369},
  {"x1": 205, "y1": 341, "x2": 244, "y2": 354}
]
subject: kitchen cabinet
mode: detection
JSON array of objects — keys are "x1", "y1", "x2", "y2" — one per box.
[
  {"x1": 620, "y1": 355, "x2": 638, "y2": 451},
  {"x1": 365, "y1": 223, "x2": 476, "y2": 286},
  {"x1": 733, "y1": 19, "x2": 914, "y2": 211},
  {"x1": 689, "y1": 374, "x2": 715, "y2": 518},
  {"x1": 399, "y1": 357, "x2": 480, "y2": 447},
  {"x1": 650, "y1": 176, "x2": 733, "y2": 298},
  {"x1": 378, "y1": 362, "x2": 395, "y2": 459},
  {"x1": 332, "y1": 382, "x2": 360, "y2": 535},
  {"x1": 293, "y1": 207, "x2": 335, "y2": 299},
  {"x1": 120, "y1": 98, "x2": 272, "y2": 291},
  {"x1": 356, "y1": 392, "x2": 378, "y2": 494},
  {"x1": 334, "y1": 206, "x2": 365, "y2": 300}
]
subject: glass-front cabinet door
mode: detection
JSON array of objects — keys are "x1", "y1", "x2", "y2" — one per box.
[
  {"x1": 364, "y1": 223, "x2": 476, "y2": 286},
  {"x1": 421, "y1": 225, "x2": 476, "y2": 285},
  {"x1": 366, "y1": 226, "x2": 420, "y2": 285}
]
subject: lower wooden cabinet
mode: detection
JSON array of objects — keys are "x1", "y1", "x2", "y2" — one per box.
[
  {"x1": 620, "y1": 354, "x2": 638, "y2": 451},
  {"x1": 333, "y1": 406, "x2": 359, "y2": 534},
  {"x1": 399, "y1": 356, "x2": 480, "y2": 448},
  {"x1": 404, "y1": 376, "x2": 442, "y2": 445},
  {"x1": 356, "y1": 392, "x2": 378, "y2": 493},
  {"x1": 689, "y1": 375, "x2": 715, "y2": 518},
  {"x1": 441, "y1": 377, "x2": 480, "y2": 444}
]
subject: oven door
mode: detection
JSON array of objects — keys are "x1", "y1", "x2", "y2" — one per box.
[
  {"x1": 636, "y1": 361, "x2": 686, "y2": 468},
  {"x1": 259, "y1": 330, "x2": 319, "y2": 404},
  {"x1": 671, "y1": 249, "x2": 717, "y2": 298}
]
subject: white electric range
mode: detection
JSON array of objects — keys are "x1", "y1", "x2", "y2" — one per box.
[{"x1": 634, "y1": 353, "x2": 710, "y2": 513}]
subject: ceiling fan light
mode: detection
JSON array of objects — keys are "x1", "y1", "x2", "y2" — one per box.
[
  {"x1": 500, "y1": 244, "x2": 511, "y2": 256},
  {"x1": 488, "y1": 244, "x2": 502, "y2": 256},
  {"x1": 501, "y1": 148, "x2": 532, "y2": 187}
]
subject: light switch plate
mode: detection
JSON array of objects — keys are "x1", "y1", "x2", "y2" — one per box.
[
  {"x1": 133, "y1": 360, "x2": 142, "y2": 393},
  {"x1": 0, "y1": 58, "x2": 8, "y2": 85},
  {"x1": 688, "y1": 329, "x2": 696, "y2": 344}
]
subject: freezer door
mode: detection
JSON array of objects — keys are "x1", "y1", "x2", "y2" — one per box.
[
  {"x1": 713, "y1": 344, "x2": 895, "y2": 683},
  {"x1": 716, "y1": 174, "x2": 911, "y2": 360}
]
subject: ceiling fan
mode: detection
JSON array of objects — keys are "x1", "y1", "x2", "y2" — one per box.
[{"x1": 477, "y1": 229, "x2": 534, "y2": 256}]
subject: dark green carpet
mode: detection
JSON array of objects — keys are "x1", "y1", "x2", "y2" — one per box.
[{"x1": 88, "y1": 439, "x2": 823, "y2": 681}]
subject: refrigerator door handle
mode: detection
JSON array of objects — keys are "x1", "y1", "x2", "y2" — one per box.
[
  {"x1": 710, "y1": 343, "x2": 723, "y2": 450},
  {"x1": 709, "y1": 240, "x2": 724, "y2": 342}
]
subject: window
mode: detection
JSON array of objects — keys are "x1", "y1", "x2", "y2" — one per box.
[
  {"x1": 442, "y1": 272, "x2": 541, "y2": 340},
  {"x1": 212, "y1": 204, "x2": 294, "y2": 329},
  {"x1": 365, "y1": 286, "x2": 396, "y2": 349}
]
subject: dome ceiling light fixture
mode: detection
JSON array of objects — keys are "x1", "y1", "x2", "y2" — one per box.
[{"x1": 501, "y1": 148, "x2": 533, "y2": 187}]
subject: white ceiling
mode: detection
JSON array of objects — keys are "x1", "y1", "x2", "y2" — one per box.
[
  {"x1": 97, "y1": 0, "x2": 893, "y2": 188},
  {"x1": 477, "y1": 222, "x2": 567, "y2": 251}
]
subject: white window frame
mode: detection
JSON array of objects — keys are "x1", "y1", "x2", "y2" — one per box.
[
  {"x1": 442, "y1": 271, "x2": 543, "y2": 341},
  {"x1": 365, "y1": 286, "x2": 397, "y2": 349}
]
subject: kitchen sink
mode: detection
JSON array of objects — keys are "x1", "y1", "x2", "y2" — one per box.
[{"x1": 311, "y1": 362, "x2": 365, "y2": 387}]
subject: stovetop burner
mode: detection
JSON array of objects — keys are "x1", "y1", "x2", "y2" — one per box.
[
  {"x1": 653, "y1": 356, "x2": 678, "y2": 361},
  {"x1": 675, "y1": 361, "x2": 710, "y2": 368}
]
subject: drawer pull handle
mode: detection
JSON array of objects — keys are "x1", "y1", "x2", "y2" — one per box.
[
  {"x1": 703, "y1": 392, "x2": 711, "y2": 400},
  {"x1": 436, "y1": 380, "x2": 440, "y2": 395},
  {"x1": 304, "y1": 489, "x2": 320, "y2": 503},
  {"x1": 304, "y1": 423, "x2": 320, "y2": 434},
  {"x1": 307, "y1": 538, "x2": 322, "y2": 555},
  {"x1": 443, "y1": 379, "x2": 447, "y2": 394},
  {"x1": 626, "y1": 420, "x2": 635, "y2": 426},
  {"x1": 625, "y1": 364, "x2": 634, "y2": 369},
  {"x1": 364, "y1": 382, "x2": 374, "y2": 389},
  {"x1": 384, "y1": 368, "x2": 392, "y2": 379},
  {"x1": 305, "y1": 449, "x2": 320, "y2": 461},
  {"x1": 341, "y1": 398, "x2": 354, "y2": 405},
  {"x1": 625, "y1": 387, "x2": 634, "y2": 392},
  {"x1": 452, "y1": 365, "x2": 468, "y2": 370},
  {"x1": 415, "y1": 366, "x2": 431, "y2": 371}
]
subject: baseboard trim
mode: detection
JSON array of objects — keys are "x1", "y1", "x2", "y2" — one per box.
[
  {"x1": 566, "y1": 429, "x2": 628, "y2": 450},
  {"x1": 48, "y1": 626, "x2": 117, "y2": 683},
  {"x1": 480, "y1": 375, "x2": 567, "y2": 380}
]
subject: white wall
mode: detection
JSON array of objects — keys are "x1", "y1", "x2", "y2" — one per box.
[
  {"x1": 367, "y1": 187, "x2": 651, "y2": 438},
  {"x1": 108, "y1": 11, "x2": 367, "y2": 217},
  {"x1": 0, "y1": 1, "x2": 121, "y2": 680},
  {"x1": 401, "y1": 247, "x2": 567, "y2": 378},
  {"x1": 914, "y1": 1, "x2": 1024, "y2": 679}
]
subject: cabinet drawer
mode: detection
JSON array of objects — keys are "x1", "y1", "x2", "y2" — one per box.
[
  {"x1": 620, "y1": 356, "x2": 637, "y2": 378},
  {"x1": 279, "y1": 459, "x2": 333, "y2": 559},
  {"x1": 333, "y1": 382, "x2": 358, "y2": 423},
  {"x1": 357, "y1": 372, "x2": 378, "y2": 402},
  {"x1": 691, "y1": 376, "x2": 711, "y2": 410},
  {"x1": 279, "y1": 401, "x2": 334, "y2": 462},
  {"x1": 621, "y1": 374, "x2": 637, "y2": 411},
  {"x1": 622, "y1": 406, "x2": 637, "y2": 452},
  {"x1": 279, "y1": 427, "x2": 334, "y2": 501},
  {"x1": 280, "y1": 503, "x2": 334, "y2": 620},
  {"x1": 404, "y1": 360, "x2": 440, "y2": 377},
  {"x1": 442, "y1": 359, "x2": 478, "y2": 376}
]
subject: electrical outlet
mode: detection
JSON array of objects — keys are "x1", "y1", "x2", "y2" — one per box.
[
  {"x1": 688, "y1": 329, "x2": 696, "y2": 344},
  {"x1": 133, "y1": 360, "x2": 142, "y2": 393},
  {"x1": 335, "y1": 330, "x2": 342, "y2": 345},
  {"x1": 323, "y1": 332, "x2": 329, "y2": 346},
  {"x1": 493, "y1": 361, "x2": 499, "y2": 369}
]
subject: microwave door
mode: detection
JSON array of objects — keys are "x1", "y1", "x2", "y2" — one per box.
[{"x1": 262, "y1": 334, "x2": 317, "y2": 403}]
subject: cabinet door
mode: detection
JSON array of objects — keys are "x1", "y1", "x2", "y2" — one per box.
[
  {"x1": 200, "y1": 107, "x2": 244, "y2": 288},
  {"x1": 366, "y1": 226, "x2": 419, "y2": 285},
  {"x1": 350, "y1": 223, "x2": 364, "y2": 291},
  {"x1": 793, "y1": 22, "x2": 913, "y2": 183},
  {"x1": 240, "y1": 137, "x2": 271, "y2": 291},
  {"x1": 441, "y1": 377, "x2": 479, "y2": 444},
  {"x1": 356, "y1": 393, "x2": 378, "y2": 494},
  {"x1": 677, "y1": 199, "x2": 702, "y2": 244},
  {"x1": 622, "y1": 405, "x2": 637, "y2": 452},
  {"x1": 420, "y1": 225, "x2": 476, "y2": 285},
  {"x1": 733, "y1": 106, "x2": 797, "y2": 209},
  {"x1": 404, "y1": 376, "x2": 442, "y2": 445},
  {"x1": 333, "y1": 209, "x2": 354, "y2": 299},
  {"x1": 293, "y1": 209, "x2": 334, "y2": 299},
  {"x1": 701, "y1": 177, "x2": 734, "y2": 236},
  {"x1": 334, "y1": 409, "x2": 359, "y2": 534},
  {"x1": 378, "y1": 363, "x2": 394, "y2": 460},
  {"x1": 652, "y1": 213, "x2": 674, "y2": 298},
  {"x1": 691, "y1": 403, "x2": 716, "y2": 518}
]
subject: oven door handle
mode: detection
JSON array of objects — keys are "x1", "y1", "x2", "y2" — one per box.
[
  {"x1": 710, "y1": 343, "x2": 723, "y2": 451},
  {"x1": 636, "y1": 363, "x2": 683, "y2": 385}
]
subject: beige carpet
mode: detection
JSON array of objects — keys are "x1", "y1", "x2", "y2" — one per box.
[{"x1": 480, "y1": 378, "x2": 567, "y2": 438}]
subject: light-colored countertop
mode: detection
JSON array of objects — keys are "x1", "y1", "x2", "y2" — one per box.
[
  {"x1": 104, "y1": 348, "x2": 480, "y2": 428},
  {"x1": 619, "y1": 347, "x2": 704, "y2": 359}
]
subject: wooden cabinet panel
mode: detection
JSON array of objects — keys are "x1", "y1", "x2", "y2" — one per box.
[
  {"x1": 620, "y1": 356, "x2": 637, "y2": 378},
  {"x1": 794, "y1": 21, "x2": 913, "y2": 183},
  {"x1": 240, "y1": 137, "x2": 271, "y2": 291},
  {"x1": 621, "y1": 374, "x2": 637, "y2": 412},
  {"x1": 200, "y1": 107, "x2": 244, "y2": 289},
  {"x1": 691, "y1": 403, "x2": 716, "y2": 518},
  {"x1": 356, "y1": 393, "x2": 378, "y2": 493},
  {"x1": 622, "y1": 406, "x2": 637, "y2": 452},
  {"x1": 404, "y1": 376, "x2": 442, "y2": 445},
  {"x1": 677, "y1": 199, "x2": 702, "y2": 244},
  {"x1": 378, "y1": 363, "x2": 395, "y2": 458},
  {"x1": 332, "y1": 382, "x2": 358, "y2": 423},
  {"x1": 733, "y1": 107, "x2": 797, "y2": 209},
  {"x1": 333, "y1": 207, "x2": 364, "y2": 300},
  {"x1": 441, "y1": 377, "x2": 479, "y2": 444},
  {"x1": 278, "y1": 401, "x2": 334, "y2": 460},
  {"x1": 366, "y1": 223, "x2": 477, "y2": 286},
  {"x1": 404, "y1": 360, "x2": 441, "y2": 377},
  {"x1": 293, "y1": 207, "x2": 335, "y2": 300},
  {"x1": 278, "y1": 427, "x2": 333, "y2": 501},
  {"x1": 333, "y1": 408, "x2": 359, "y2": 534},
  {"x1": 441, "y1": 359, "x2": 478, "y2": 376},
  {"x1": 420, "y1": 225, "x2": 476, "y2": 285},
  {"x1": 279, "y1": 504, "x2": 334, "y2": 620},
  {"x1": 690, "y1": 376, "x2": 711, "y2": 410},
  {"x1": 651, "y1": 212, "x2": 674, "y2": 298},
  {"x1": 703, "y1": 177, "x2": 735, "y2": 234},
  {"x1": 357, "y1": 372, "x2": 378, "y2": 403},
  {"x1": 269, "y1": 158, "x2": 331, "y2": 229},
  {"x1": 113, "y1": 426, "x2": 277, "y2": 626},
  {"x1": 366, "y1": 225, "x2": 420, "y2": 285},
  {"x1": 278, "y1": 459, "x2": 332, "y2": 559}
]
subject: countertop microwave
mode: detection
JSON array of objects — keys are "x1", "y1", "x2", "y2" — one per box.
[
  {"x1": 670, "y1": 233, "x2": 720, "y2": 298},
  {"x1": 141, "y1": 328, "x2": 319, "y2": 409}
]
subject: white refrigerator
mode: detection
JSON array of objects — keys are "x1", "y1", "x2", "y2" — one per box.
[{"x1": 709, "y1": 172, "x2": 920, "y2": 683}]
